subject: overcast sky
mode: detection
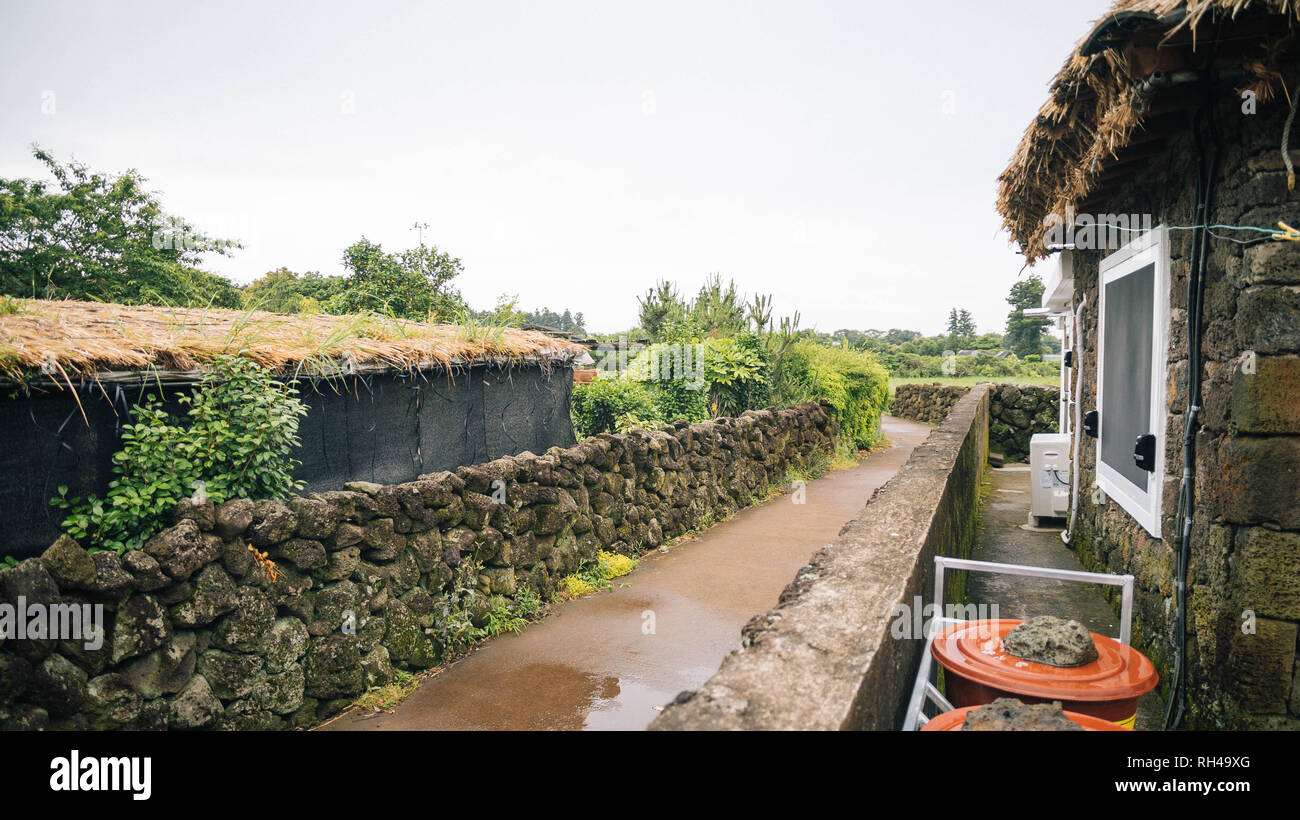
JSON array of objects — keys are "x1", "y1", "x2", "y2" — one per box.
[{"x1": 0, "y1": 0, "x2": 1113, "y2": 335}]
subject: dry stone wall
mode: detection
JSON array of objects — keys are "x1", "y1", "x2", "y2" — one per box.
[
  {"x1": 0, "y1": 402, "x2": 837, "y2": 731},
  {"x1": 892, "y1": 382, "x2": 1059, "y2": 461}
]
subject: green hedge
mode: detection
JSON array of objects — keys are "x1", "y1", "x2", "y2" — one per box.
[{"x1": 772, "y1": 342, "x2": 889, "y2": 452}]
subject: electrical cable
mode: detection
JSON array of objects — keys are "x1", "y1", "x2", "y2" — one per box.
[
  {"x1": 1062, "y1": 296, "x2": 1086, "y2": 546},
  {"x1": 1164, "y1": 89, "x2": 1220, "y2": 732}
]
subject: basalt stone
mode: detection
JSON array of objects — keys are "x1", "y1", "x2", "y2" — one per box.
[
  {"x1": 258, "y1": 563, "x2": 313, "y2": 611},
  {"x1": 962, "y1": 698, "x2": 1084, "y2": 731},
  {"x1": 422, "y1": 562, "x2": 453, "y2": 595},
  {"x1": 432, "y1": 496, "x2": 465, "y2": 528},
  {"x1": 87, "y1": 551, "x2": 134, "y2": 599},
  {"x1": 85, "y1": 673, "x2": 144, "y2": 730},
  {"x1": 362, "y1": 645, "x2": 393, "y2": 688},
  {"x1": 218, "y1": 538, "x2": 254, "y2": 579},
  {"x1": 132, "y1": 698, "x2": 169, "y2": 730},
  {"x1": 289, "y1": 497, "x2": 342, "y2": 539},
  {"x1": 168, "y1": 674, "x2": 222, "y2": 729},
  {"x1": 472, "y1": 526, "x2": 505, "y2": 565},
  {"x1": 122, "y1": 632, "x2": 197, "y2": 700},
  {"x1": 407, "y1": 530, "x2": 443, "y2": 573},
  {"x1": 309, "y1": 580, "x2": 361, "y2": 637},
  {"x1": 264, "y1": 617, "x2": 310, "y2": 673},
  {"x1": 214, "y1": 498, "x2": 256, "y2": 540},
  {"x1": 535, "y1": 490, "x2": 579, "y2": 535},
  {"x1": 0, "y1": 560, "x2": 60, "y2": 659},
  {"x1": 252, "y1": 663, "x2": 305, "y2": 715},
  {"x1": 212, "y1": 587, "x2": 275, "y2": 653},
  {"x1": 456, "y1": 465, "x2": 493, "y2": 495},
  {"x1": 357, "y1": 612, "x2": 385, "y2": 655},
  {"x1": 380, "y1": 551, "x2": 420, "y2": 593},
  {"x1": 442, "y1": 526, "x2": 476, "y2": 559},
  {"x1": 361, "y1": 518, "x2": 406, "y2": 561},
  {"x1": 155, "y1": 579, "x2": 196, "y2": 609},
  {"x1": 412, "y1": 474, "x2": 458, "y2": 508},
  {"x1": 0, "y1": 703, "x2": 49, "y2": 731},
  {"x1": 312, "y1": 490, "x2": 379, "y2": 524},
  {"x1": 343, "y1": 480, "x2": 385, "y2": 497},
  {"x1": 197, "y1": 648, "x2": 265, "y2": 700},
  {"x1": 31, "y1": 652, "x2": 88, "y2": 716},
  {"x1": 145, "y1": 519, "x2": 218, "y2": 581},
  {"x1": 400, "y1": 587, "x2": 437, "y2": 628},
  {"x1": 318, "y1": 545, "x2": 361, "y2": 583},
  {"x1": 1002, "y1": 616, "x2": 1099, "y2": 667},
  {"x1": 303, "y1": 633, "x2": 364, "y2": 700},
  {"x1": 324, "y1": 522, "x2": 365, "y2": 551},
  {"x1": 462, "y1": 491, "x2": 496, "y2": 530},
  {"x1": 479, "y1": 567, "x2": 516, "y2": 597},
  {"x1": 170, "y1": 563, "x2": 236, "y2": 627},
  {"x1": 214, "y1": 698, "x2": 283, "y2": 731},
  {"x1": 0, "y1": 653, "x2": 35, "y2": 700},
  {"x1": 172, "y1": 497, "x2": 216, "y2": 531},
  {"x1": 272, "y1": 538, "x2": 326, "y2": 571},
  {"x1": 40, "y1": 535, "x2": 96, "y2": 590},
  {"x1": 249, "y1": 500, "x2": 298, "y2": 547},
  {"x1": 122, "y1": 550, "x2": 170, "y2": 591},
  {"x1": 382, "y1": 599, "x2": 436, "y2": 669},
  {"x1": 111, "y1": 594, "x2": 171, "y2": 664}
]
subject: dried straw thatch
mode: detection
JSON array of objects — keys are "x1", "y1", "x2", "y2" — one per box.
[
  {"x1": 0, "y1": 299, "x2": 585, "y2": 386},
  {"x1": 997, "y1": 0, "x2": 1300, "y2": 261}
]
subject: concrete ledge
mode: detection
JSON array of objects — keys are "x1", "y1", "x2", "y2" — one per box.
[{"x1": 650, "y1": 386, "x2": 990, "y2": 730}]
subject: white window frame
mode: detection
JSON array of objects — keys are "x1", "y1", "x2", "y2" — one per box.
[{"x1": 1095, "y1": 226, "x2": 1170, "y2": 539}]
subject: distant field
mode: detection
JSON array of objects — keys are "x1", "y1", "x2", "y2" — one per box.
[{"x1": 888, "y1": 374, "x2": 1059, "y2": 395}]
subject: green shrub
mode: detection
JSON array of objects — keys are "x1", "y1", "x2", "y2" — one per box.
[
  {"x1": 772, "y1": 342, "x2": 889, "y2": 453},
  {"x1": 571, "y1": 376, "x2": 661, "y2": 437},
  {"x1": 703, "y1": 333, "x2": 770, "y2": 416},
  {"x1": 53, "y1": 354, "x2": 307, "y2": 553}
]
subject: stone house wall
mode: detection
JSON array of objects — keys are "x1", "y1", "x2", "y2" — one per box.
[
  {"x1": 1066, "y1": 70, "x2": 1300, "y2": 729},
  {"x1": 0, "y1": 402, "x2": 837, "y2": 731}
]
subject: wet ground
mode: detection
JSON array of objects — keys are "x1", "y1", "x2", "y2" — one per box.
[
  {"x1": 320, "y1": 415, "x2": 933, "y2": 731},
  {"x1": 965, "y1": 465, "x2": 1166, "y2": 730}
]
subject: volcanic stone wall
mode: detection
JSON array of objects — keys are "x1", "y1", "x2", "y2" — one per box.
[
  {"x1": 892, "y1": 382, "x2": 1060, "y2": 461},
  {"x1": 1066, "y1": 75, "x2": 1300, "y2": 729},
  {"x1": 0, "y1": 402, "x2": 836, "y2": 730}
]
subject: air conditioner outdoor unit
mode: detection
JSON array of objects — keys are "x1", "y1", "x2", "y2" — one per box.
[{"x1": 1029, "y1": 433, "x2": 1071, "y2": 527}]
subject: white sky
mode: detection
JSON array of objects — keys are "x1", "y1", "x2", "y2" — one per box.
[{"x1": 0, "y1": 0, "x2": 1112, "y2": 335}]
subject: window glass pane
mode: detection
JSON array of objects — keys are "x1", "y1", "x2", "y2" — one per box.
[{"x1": 1101, "y1": 262, "x2": 1154, "y2": 490}]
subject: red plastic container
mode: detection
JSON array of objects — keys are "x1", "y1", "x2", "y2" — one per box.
[
  {"x1": 922, "y1": 705, "x2": 1132, "y2": 731},
  {"x1": 930, "y1": 619, "x2": 1158, "y2": 728}
]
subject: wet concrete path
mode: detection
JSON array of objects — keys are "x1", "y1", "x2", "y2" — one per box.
[
  {"x1": 321, "y1": 415, "x2": 933, "y2": 731},
  {"x1": 966, "y1": 465, "x2": 1165, "y2": 729}
]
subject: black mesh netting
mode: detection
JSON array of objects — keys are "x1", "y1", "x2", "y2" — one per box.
[{"x1": 1, "y1": 363, "x2": 575, "y2": 557}]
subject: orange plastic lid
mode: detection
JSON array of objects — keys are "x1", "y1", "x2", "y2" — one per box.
[
  {"x1": 921, "y1": 705, "x2": 1131, "y2": 732},
  {"x1": 931, "y1": 619, "x2": 1158, "y2": 702}
]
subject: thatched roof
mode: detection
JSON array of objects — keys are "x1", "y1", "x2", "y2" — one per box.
[
  {"x1": 0, "y1": 299, "x2": 584, "y2": 385},
  {"x1": 998, "y1": 0, "x2": 1300, "y2": 261}
]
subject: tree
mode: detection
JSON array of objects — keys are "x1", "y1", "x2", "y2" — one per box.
[
  {"x1": 691, "y1": 274, "x2": 747, "y2": 337},
  {"x1": 945, "y1": 308, "x2": 977, "y2": 346},
  {"x1": 637, "y1": 280, "x2": 687, "y2": 341},
  {"x1": 1005, "y1": 275, "x2": 1049, "y2": 358},
  {"x1": 241, "y1": 268, "x2": 343, "y2": 313},
  {"x1": 0, "y1": 147, "x2": 240, "y2": 306},
  {"x1": 326, "y1": 236, "x2": 465, "y2": 320}
]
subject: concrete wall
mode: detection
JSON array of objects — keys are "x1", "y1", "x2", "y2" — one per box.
[
  {"x1": 892, "y1": 382, "x2": 1058, "y2": 461},
  {"x1": 1066, "y1": 66, "x2": 1300, "y2": 729},
  {"x1": 0, "y1": 402, "x2": 837, "y2": 731},
  {"x1": 651, "y1": 386, "x2": 989, "y2": 730}
]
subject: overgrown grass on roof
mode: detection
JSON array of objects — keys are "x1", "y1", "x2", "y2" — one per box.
[{"x1": 0, "y1": 299, "x2": 584, "y2": 384}]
